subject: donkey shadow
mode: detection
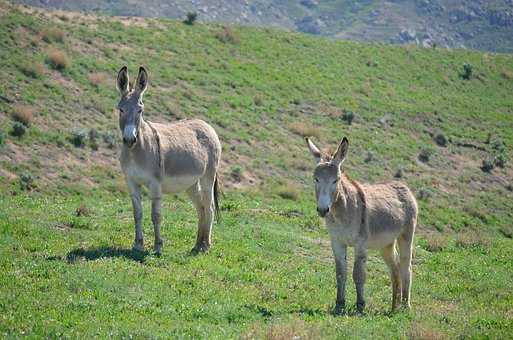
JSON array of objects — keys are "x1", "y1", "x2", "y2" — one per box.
[{"x1": 65, "y1": 246, "x2": 149, "y2": 263}]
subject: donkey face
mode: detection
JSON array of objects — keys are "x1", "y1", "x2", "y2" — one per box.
[
  {"x1": 306, "y1": 137, "x2": 349, "y2": 217},
  {"x1": 116, "y1": 66, "x2": 148, "y2": 148}
]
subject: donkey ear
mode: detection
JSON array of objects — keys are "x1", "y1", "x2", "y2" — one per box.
[
  {"x1": 306, "y1": 137, "x2": 322, "y2": 164},
  {"x1": 332, "y1": 137, "x2": 349, "y2": 167},
  {"x1": 135, "y1": 66, "x2": 148, "y2": 95},
  {"x1": 116, "y1": 66, "x2": 129, "y2": 96}
]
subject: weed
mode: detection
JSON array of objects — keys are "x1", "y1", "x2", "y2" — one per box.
[
  {"x1": 183, "y1": 12, "x2": 197, "y2": 25},
  {"x1": 12, "y1": 105, "x2": 34, "y2": 127},
  {"x1": 75, "y1": 203, "x2": 91, "y2": 217},
  {"x1": 364, "y1": 151, "x2": 374, "y2": 163},
  {"x1": 10, "y1": 122, "x2": 26, "y2": 137},
  {"x1": 46, "y1": 48, "x2": 69, "y2": 70}
]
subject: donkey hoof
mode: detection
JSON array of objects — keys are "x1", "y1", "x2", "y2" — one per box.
[
  {"x1": 191, "y1": 244, "x2": 210, "y2": 254},
  {"x1": 334, "y1": 304, "x2": 346, "y2": 316},
  {"x1": 132, "y1": 241, "x2": 145, "y2": 252},
  {"x1": 154, "y1": 241, "x2": 163, "y2": 255},
  {"x1": 356, "y1": 302, "x2": 366, "y2": 315}
]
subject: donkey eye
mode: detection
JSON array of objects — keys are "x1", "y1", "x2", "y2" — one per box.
[
  {"x1": 314, "y1": 178, "x2": 319, "y2": 183},
  {"x1": 332, "y1": 179, "x2": 338, "y2": 184}
]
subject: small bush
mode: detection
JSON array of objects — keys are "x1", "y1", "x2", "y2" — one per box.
[
  {"x1": 481, "y1": 158, "x2": 494, "y2": 173},
  {"x1": 103, "y1": 132, "x2": 116, "y2": 149},
  {"x1": 40, "y1": 27, "x2": 65, "y2": 43},
  {"x1": 183, "y1": 12, "x2": 197, "y2": 25},
  {"x1": 11, "y1": 122, "x2": 26, "y2": 137},
  {"x1": 417, "y1": 188, "x2": 433, "y2": 201},
  {"x1": 70, "y1": 129, "x2": 87, "y2": 147},
  {"x1": 88, "y1": 72, "x2": 107, "y2": 87},
  {"x1": 494, "y1": 153, "x2": 507, "y2": 168},
  {"x1": 19, "y1": 62, "x2": 45, "y2": 78},
  {"x1": 289, "y1": 122, "x2": 320, "y2": 139},
  {"x1": 500, "y1": 68, "x2": 513, "y2": 80},
  {"x1": 215, "y1": 25, "x2": 240, "y2": 44},
  {"x1": 46, "y1": 48, "x2": 70, "y2": 70},
  {"x1": 0, "y1": 130, "x2": 4, "y2": 145},
  {"x1": 19, "y1": 172, "x2": 35, "y2": 191},
  {"x1": 12, "y1": 105, "x2": 34, "y2": 127},
  {"x1": 89, "y1": 128, "x2": 100, "y2": 141},
  {"x1": 341, "y1": 111, "x2": 355, "y2": 125},
  {"x1": 394, "y1": 167, "x2": 404, "y2": 178},
  {"x1": 461, "y1": 63, "x2": 473, "y2": 80},
  {"x1": 418, "y1": 148, "x2": 432, "y2": 163},
  {"x1": 434, "y1": 133, "x2": 447, "y2": 147},
  {"x1": 499, "y1": 226, "x2": 513, "y2": 239}
]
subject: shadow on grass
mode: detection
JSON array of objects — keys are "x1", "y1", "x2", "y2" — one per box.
[{"x1": 65, "y1": 246, "x2": 149, "y2": 263}]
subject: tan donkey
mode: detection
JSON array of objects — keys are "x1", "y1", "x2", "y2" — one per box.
[
  {"x1": 116, "y1": 66, "x2": 221, "y2": 255},
  {"x1": 306, "y1": 137, "x2": 417, "y2": 314}
]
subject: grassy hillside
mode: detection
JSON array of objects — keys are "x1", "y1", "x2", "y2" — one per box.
[{"x1": 0, "y1": 1, "x2": 512, "y2": 338}]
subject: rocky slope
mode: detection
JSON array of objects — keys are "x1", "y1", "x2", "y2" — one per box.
[{"x1": 15, "y1": 0, "x2": 513, "y2": 52}]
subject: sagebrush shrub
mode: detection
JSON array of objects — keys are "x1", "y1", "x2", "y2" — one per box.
[
  {"x1": 47, "y1": 48, "x2": 69, "y2": 70},
  {"x1": 12, "y1": 105, "x2": 34, "y2": 127},
  {"x1": 11, "y1": 122, "x2": 26, "y2": 137},
  {"x1": 183, "y1": 12, "x2": 197, "y2": 25}
]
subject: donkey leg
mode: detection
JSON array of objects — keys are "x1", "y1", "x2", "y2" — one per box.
[
  {"x1": 382, "y1": 241, "x2": 402, "y2": 312},
  {"x1": 353, "y1": 245, "x2": 368, "y2": 313},
  {"x1": 150, "y1": 184, "x2": 163, "y2": 255},
  {"x1": 398, "y1": 232, "x2": 414, "y2": 309},
  {"x1": 187, "y1": 181, "x2": 214, "y2": 253},
  {"x1": 331, "y1": 241, "x2": 347, "y2": 315},
  {"x1": 128, "y1": 181, "x2": 144, "y2": 252}
]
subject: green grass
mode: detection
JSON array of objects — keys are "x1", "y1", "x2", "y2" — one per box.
[{"x1": 0, "y1": 1, "x2": 512, "y2": 338}]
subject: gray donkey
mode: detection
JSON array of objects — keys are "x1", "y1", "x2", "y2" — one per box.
[
  {"x1": 306, "y1": 137, "x2": 417, "y2": 314},
  {"x1": 116, "y1": 66, "x2": 221, "y2": 254}
]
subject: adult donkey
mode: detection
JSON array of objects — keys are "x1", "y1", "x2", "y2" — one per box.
[
  {"x1": 116, "y1": 66, "x2": 221, "y2": 255},
  {"x1": 306, "y1": 137, "x2": 417, "y2": 314}
]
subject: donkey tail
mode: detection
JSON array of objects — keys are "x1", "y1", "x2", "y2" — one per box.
[{"x1": 213, "y1": 173, "x2": 221, "y2": 222}]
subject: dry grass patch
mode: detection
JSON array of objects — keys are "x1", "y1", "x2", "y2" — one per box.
[
  {"x1": 408, "y1": 322, "x2": 446, "y2": 340},
  {"x1": 46, "y1": 48, "x2": 69, "y2": 70},
  {"x1": 289, "y1": 122, "x2": 321, "y2": 139},
  {"x1": 422, "y1": 233, "x2": 449, "y2": 252},
  {"x1": 40, "y1": 27, "x2": 65, "y2": 43},
  {"x1": 456, "y1": 231, "x2": 491, "y2": 249},
  {"x1": 12, "y1": 104, "x2": 34, "y2": 127},
  {"x1": 88, "y1": 72, "x2": 107, "y2": 87}
]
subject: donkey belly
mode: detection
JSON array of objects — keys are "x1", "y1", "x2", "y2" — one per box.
[{"x1": 161, "y1": 174, "x2": 201, "y2": 194}]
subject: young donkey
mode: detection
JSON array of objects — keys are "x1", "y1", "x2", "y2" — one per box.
[
  {"x1": 306, "y1": 137, "x2": 417, "y2": 314},
  {"x1": 116, "y1": 66, "x2": 222, "y2": 254}
]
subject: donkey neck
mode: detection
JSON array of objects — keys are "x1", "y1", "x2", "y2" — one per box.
[{"x1": 331, "y1": 173, "x2": 365, "y2": 224}]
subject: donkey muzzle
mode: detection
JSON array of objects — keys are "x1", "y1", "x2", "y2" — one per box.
[
  {"x1": 317, "y1": 206, "x2": 329, "y2": 217},
  {"x1": 123, "y1": 125, "x2": 137, "y2": 147}
]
